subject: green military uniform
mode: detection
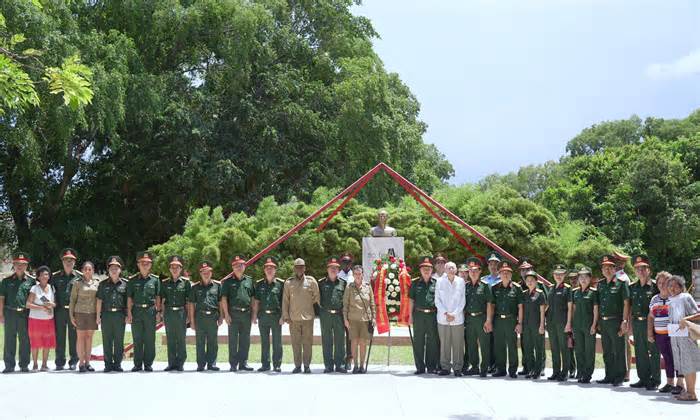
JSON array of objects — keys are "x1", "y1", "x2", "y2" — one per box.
[
  {"x1": 190, "y1": 273, "x2": 222, "y2": 370},
  {"x1": 51, "y1": 265, "x2": 81, "y2": 370},
  {"x1": 96, "y1": 257, "x2": 128, "y2": 372},
  {"x1": 410, "y1": 257, "x2": 440, "y2": 373},
  {"x1": 1, "y1": 258, "x2": 35, "y2": 372},
  {"x1": 597, "y1": 255, "x2": 630, "y2": 385},
  {"x1": 629, "y1": 255, "x2": 660, "y2": 389},
  {"x1": 572, "y1": 272, "x2": 598, "y2": 383},
  {"x1": 521, "y1": 276, "x2": 546, "y2": 378},
  {"x1": 221, "y1": 266, "x2": 255, "y2": 370},
  {"x1": 160, "y1": 256, "x2": 191, "y2": 371},
  {"x1": 567, "y1": 270, "x2": 579, "y2": 378},
  {"x1": 463, "y1": 259, "x2": 493, "y2": 376},
  {"x1": 491, "y1": 261, "x2": 523, "y2": 377},
  {"x1": 547, "y1": 265, "x2": 573, "y2": 381},
  {"x1": 254, "y1": 272, "x2": 285, "y2": 371},
  {"x1": 318, "y1": 266, "x2": 347, "y2": 372},
  {"x1": 127, "y1": 252, "x2": 161, "y2": 371}
]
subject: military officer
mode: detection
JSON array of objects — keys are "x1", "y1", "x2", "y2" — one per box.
[
  {"x1": 481, "y1": 252, "x2": 500, "y2": 373},
  {"x1": 221, "y1": 255, "x2": 255, "y2": 372},
  {"x1": 252, "y1": 257, "x2": 285, "y2": 372},
  {"x1": 520, "y1": 270, "x2": 546, "y2": 379},
  {"x1": 338, "y1": 253, "x2": 354, "y2": 370},
  {"x1": 462, "y1": 257, "x2": 494, "y2": 377},
  {"x1": 409, "y1": 256, "x2": 440, "y2": 375},
  {"x1": 0, "y1": 252, "x2": 35, "y2": 373},
  {"x1": 96, "y1": 256, "x2": 128, "y2": 372},
  {"x1": 282, "y1": 258, "x2": 320, "y2": 373},
  {"x1": 567, "y1": 269, "x2": 579, "y2": 379},
  {"x1": 189, "y1": 261, "x2": 223, "y2": 371},
  {"x1": 160, "y1": 255, "x2": 191, "y2": 372},
  {"x1": 571, "y1": 266, "x2": 598, "y2": 384},
  {"x1": 51, "y1": 248, "x2": 81, "y2": 370},
  {"x1": 547, "y1": 264, "x2": 573, "y2": 382},
  {"x1": 126, "y1": 251, "x2": 161, "y2": 372},
  {"x1": 629, "y1": 255, "x2": 661, "y2": 390},
  {"x1": 596, "y1": 254, "x2": 630, "y2": 387},
  {"x1": 318, "y1": 257, "x2": 347, "y2": 373},
  {"x1": 489, "y1": 260, "x2": 523, "y2": 378}
]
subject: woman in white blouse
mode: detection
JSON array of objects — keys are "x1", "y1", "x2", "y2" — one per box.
[{"x1": 25, "y1": 266, "x2": 57, "y2": 371}]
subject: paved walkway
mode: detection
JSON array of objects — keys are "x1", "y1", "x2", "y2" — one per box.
[{"x1": 0, "y1": 362, "x2": 696, "y2": 418}]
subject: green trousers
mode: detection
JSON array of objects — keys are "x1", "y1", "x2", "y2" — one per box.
[
  {"x1": 548, "y1": 321, "x2": 570, "y2": 376},
  {"x1": 54, "y1": 307, "x2": 78, "y2": 368},
  {"x1": 464, "y1": 313, "x2": 491, "y2": 373},
  {"x1": 569, "y1": 340, "x2": 576, "y2": 375},
  {"x1": 493, "y1": 317, "x2": 518, "y2": 374},
  {"x1": 632, "y1": 319, "x2": 660, "y2": 385},
  {"x1": 573, "y1": 326, "x2": 596, "y2": 379},
  {"x1": 195, "y1": 312, "x2": 219, "y2": 367},
  {"x1": 412, "y1": 311, "x2": 439, "y2": 371},
  {"x1": 101, "y1": 311, "x2": 126, "y2": 368},
  {"x1": 320, "y1": 311, "x2": 345, "y2": 369},
  {"x1": 131, "y1": 307, "x2": 156, "y2": 368},
  {"x1": 228, "y1": 310, "x2": 252, "y2": 367},
  {"x1": 164, "y1": 308, "x2": 187, "y2": 368},
  {"x1": 3, "y1": 309, "x2": 30, "y2": 369},
  {"x1": 522, "y1": 325, "x2": 544, "y2": 375},
  {"x1": 600, "y1": 318, "x2": 626, "y2": 382},
  {"x1": 258, "y1": 313, "x2": 282, "y2": 368}
]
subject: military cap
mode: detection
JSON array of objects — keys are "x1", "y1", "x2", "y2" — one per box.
[
  {"x1": 418, "y1": 256, "x2": 433, "y2": 268},
  {"x1": 466, "y1": 257, "x2": 483, "y2": 270},
  {"x1": 612, "y1": 250, "x2": 630, "y2": 262},
  {"x1": 434, "y1": 253, "x2": 448, "y2": 263},
  {"x1": 106, "y1": 256, "x2": 123, "y2": 268},
  {"x1": 293, "y1": 258, "x2": 305, "y2": 266},
  {"x1": 552, "y1": 264, "x2": 568, "y2": 275},
  {"x1": 518, "y1": 258, "x2": 534, "y2": 270},
  {"x1": 567, "y1": 270, "x2": 579, "y2": 279},
  {"x1": 458, "y1": 264, "x2": 469, "y2": 272},
  {"x1": 60, "y1": 248, "x2": 78, "y2": 260},
  {"x1": 487, "y1": 252, "x2": 501, "y2": 262},
  {"x1": 136, "y1": 251, "x2": 154, "y2": 263},
  {"x1": 12, "y1": 251, "x2": 30, "y2": 264},
  {"x1": 498, "y1": 260, "x2": 514, "y2": 273},
  {"x1": 600, "y1": 254, "x2": 616, "y2": 266},
  {"x1": 524, "y1": 270, "x2": 538, "y2": 280},
  {"x1": 327, "y1": 257, "x2": 340, "y2": 268},
  {"x1": 340, "y1": 253, "x2": 353, "y2": 263},
  {"x1": 578, "y1": 266, "x2": 593, "y2": 276},
  {"x1": 168, "y1": 255, "x2": 184, "y2": 267},
  {"x1": 633, "y1": 254, "x2": 650, "y2": 267},
  {"x1": 230, "y1": 255, "x2": 246, "y2": 265},
  {"x1": 263, "y1": 257, "x2": 277, "y2": 268},
  {"x1": 199, "y1": 260, "x2": 214, "y2": 272}
]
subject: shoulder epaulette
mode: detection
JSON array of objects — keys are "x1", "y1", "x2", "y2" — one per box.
[
  {"x1": 629, "y1": 280, "x2": 638, "y2": 287},
  {"x1": 563, "y1": 283, "x2": 571, "y2": 288},
  {"x1": 480, "y1": 280, "x2": 489, "y2": 285},
  {"x1": 74, "y1": 270, "x2": 83, "y2": 276},
  {"x1": 318, "y1": 277, "x2": 326, "y2": 283},
  {"x1": 256, "y1": 278, "x2": 264, "y2": 284},
  {"x1": 191, "y1": 281, "x2": 200, "y2": 286},
  {"x1": 590, "y1": 287, "x2": 597, "y2": 291},
  {"x1": 411, "y1": 277, "x2": 420, "y2": 283},
  {"x1": 572, "y1": 287, "x2": 580, "y2": 291},
  {"x1": 128, "y1": 273, "x2": 139, "y2": 280},
  {"x1": 493, "y1": 280, "x2": 503, "y2": 288},
  {"x1": 276, "y1": 277, "x2": 285, "y2": 283},
  {"x1": 181, "y1": 276, "x2": 190, "y2": 281},
  {"x1": 52, "y1": 270, "x2": 61, "y2": 276},
  {"x1": 213, "y1": 279, "x2": 221, "y2": 285}
]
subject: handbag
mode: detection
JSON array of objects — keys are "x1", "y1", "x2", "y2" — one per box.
[
  {"x1": 686, "y1": 321, "x2": 700, "y2": 341},
  {"x1": 353, "y1": 284, "x2": 374, "y2": 335}
]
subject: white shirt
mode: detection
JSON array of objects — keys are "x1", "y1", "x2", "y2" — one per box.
[
  {"x1": 615, "y1": 269, "x2": 630, "y2": 284},
  {"x1": 435, "y1": 275, "x2": 466, "y2": 326},
  {"x1": 29, "y1": 283, "x2": 55, "y2": 320},
  {"x1": 338, "y1": 269, "x2": 352, "y2": 282}
]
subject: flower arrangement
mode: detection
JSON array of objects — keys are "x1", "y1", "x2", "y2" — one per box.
[{"x1": 371, "y1": 255, "x2": 409, "y2": 320}]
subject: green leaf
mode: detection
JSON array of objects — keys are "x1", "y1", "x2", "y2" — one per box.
[
  {"x1": 10, "y1": 34, "x2": 26, "y2": 47},
  {"x1": 21, "y1": 48, "x2": 42, "y2": 56},
  {"x1": 0, "y1": 12, "x2": 6, "y2": 29},
  {"x1": 0, "y1": 54, "x2": 40, "y2": 115},
  {"x1": 42, "y1": 54, "x2": 93, "y2": 109}
]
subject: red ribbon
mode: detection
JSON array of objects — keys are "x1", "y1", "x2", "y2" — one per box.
[
  {"x1": 373, "y1": 266, "x2": 390, "y2": 334},
  {"x1": 397, "y1": 268, "x2": 412, "y2": 326}
]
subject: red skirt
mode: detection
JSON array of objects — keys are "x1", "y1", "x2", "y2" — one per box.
[{"x1": 28, "y1": 318, "x2": 56, "y2": 349}]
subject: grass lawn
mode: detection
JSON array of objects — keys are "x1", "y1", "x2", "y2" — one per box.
[{"x1": 0, "y1": 324, "x2": 607, "y2": 367}]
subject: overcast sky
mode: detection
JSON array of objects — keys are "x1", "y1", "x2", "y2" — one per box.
[{"x1": 353, "y1": 0, "x2": 700, "y2": 184}]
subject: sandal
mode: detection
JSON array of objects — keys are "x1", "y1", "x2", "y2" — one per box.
[{"x1": 676, "y1": 393, "x2": 698, "y2": 401}]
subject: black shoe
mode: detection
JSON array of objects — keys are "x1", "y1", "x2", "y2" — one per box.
[
  {"x1": 414, "y1": 368, "x2": 425, "y2": 375},
  {"x1": 345, "y1": 361, "x2": 352, "y2": 370},
  {"x1": 596, "y1": 378, "x2": 611, "y2": 384},
  {"x1": 479, "y1": 371, "x2": 487, "y2": 378},
  {"x1": 323, "y1": 367, "x2": 333, "y2": 373},
  {"x1": 131, "y1": 366, "x2": 143, "y2": 372},
  {"x1": 454, "y1": 371, "x2": 463, "y2": 377},
  {"x1": 427, "y1": 368, "x2": 438, "y2": 374},
  {"x1": 358, "y1": 367, "x2": 366, "y2": 374},
  {"x1": 229, "y1": 365, "x2": 238, "y2": 372},
  {"x1": 303, "y1": 366, "x2": 311, "y2": 374},
  {"x1": 624, "y1": 377, "x2": 630, "y2": 382},
  {"x1": 438, "y1": 369, "x2": 450, "y2": 376},
  {"x1": 580, "y1": 377, "x2": 591, "y2": 384},
  {"x1": 557, "y1": 374, "x2": 567, "y2": 382},
  {"x1": 577, "y1": 378, "x2": 583, "y2": 383},
  {"x1": 548, "y1": 374, "x2": 559, "y2": 381},
  {"x1": 517, "y1": 369, "x2": 527, "y2": 376},
  {"x1": 612, "y1": 380, "x2": 623, "y2": 387},
  {"x1": 569, "y1": 371, "x2": 576, "y2": 379},
  {"x1": 292, "y1": 366, "x2": 302, "y2": 374},
  {"x1": 55, "y1": 365, "x2": 64, "y2": 371},
  {"x1": 671, "y1": 386, "x2": 685, "y2": 395},
  {"x1": 207, "y1": 365, "x2": 220, "y2": 371},
  {"x1": 5, "y1": 367, "x2": 16, "y2": 373},
  {"x1": 144, "y1": 366, "x2": 153, "y2": 372},
  {"x1": 113, "y1": 366, "x2": 124, "y2": 372},
  {"x1": 335, "y1": 366, "x2": 347, "y2": 373},
  {"x1": 86, "y1": 364, "x2": 95, "y2": 372},
  {"x1": 68, "y1": 363, "x2": 77, "y2": 371},
  {"x1": 646, "y1": 383, "x2": 659, "y2": 391},
  {"x1": 104, "y1": 367, "x2": 112, "y2": 373},
  {"x1": 273, "y1": 366, "x2": 281, "y2": 373},
  {"x1": 258, "y1": 366, "x2": 271, "y2": 372},
  {"x1": 509, "y1": 372, "x2": 518, "y2": 379},
  {"x1": 465, "y1": 368, "x2": 479, "y2": 376},
  {"x1": 197, "y1": 365, "x2": 205, "y2": 372},
  {"x1": 353, "y1": 366, "x2": 360, "y2": 374},
  {"x1": 492, "y1": 371, "x2": 506, "y2": 377},
  {"x1": 487, "y1": 366, "x2": 496, "y2": 374},
  {"x1": 176, "y1": 366, "x2": 184, "y2": 372},
  {"x1": 630, "y1": 381, "x2": 646, "y2": 388},
  {"x1": 20, "y1": 367, "x2": 29, "y2": 373},
  {"x1": 525, "y1": 373, "x2": 533, "y2": 379},
  {"x1": 78, "y1": 365, "x2": 87, "y2": 373},
  {"x1": 164, "y1": 366, "x2": 174, "y2": 372},
  {"x1": 239, "y1": 363, "x2": 253, "y2": 371},
  {"x1": 658, "y1": 384, "x2": 674, "y2": 393}
]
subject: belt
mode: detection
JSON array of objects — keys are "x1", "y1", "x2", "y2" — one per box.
[
  {"x1": 497, "y1": 314, "x2": 514, "y2": 319},
  {"x1": 136, "y1": 304, "x2": 153, "y2": 308},
  {"x1": 601, "y1": 316, "x2": 619, "y2": 320},
  {"x1": 416, "y1": 308, "x2": 436, "y2": 313},
  {"x1": 166, "y1": 306, "x2": 184, "y2": 311},
  {"x1": 231, "y1": 306, "x2": 250, "y2": 312},
  {"x1": 63, "y1": 305, "x2": 70, "y2": 309},
  {"x1": 263, "y1": 310, "x2": 279, "y2": 314},
  {"x1": 634, "y1": 316, "x2": 646, "y2": 321},
  {"x1": 106, "y1": 308, "x2": 123, "y2": 312},
  {"x1": 6, "y1": 306, "x2": 25, "y2": 312},
  {"x1": 467, "y1": 312, "x2": 484, "y2": 316},
  {"x1": 324, "y1": 309, "x2": 341, "y2": 314},
  {"x1": 199, "y1": 310, "x2": 217, "y2": 315}
]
